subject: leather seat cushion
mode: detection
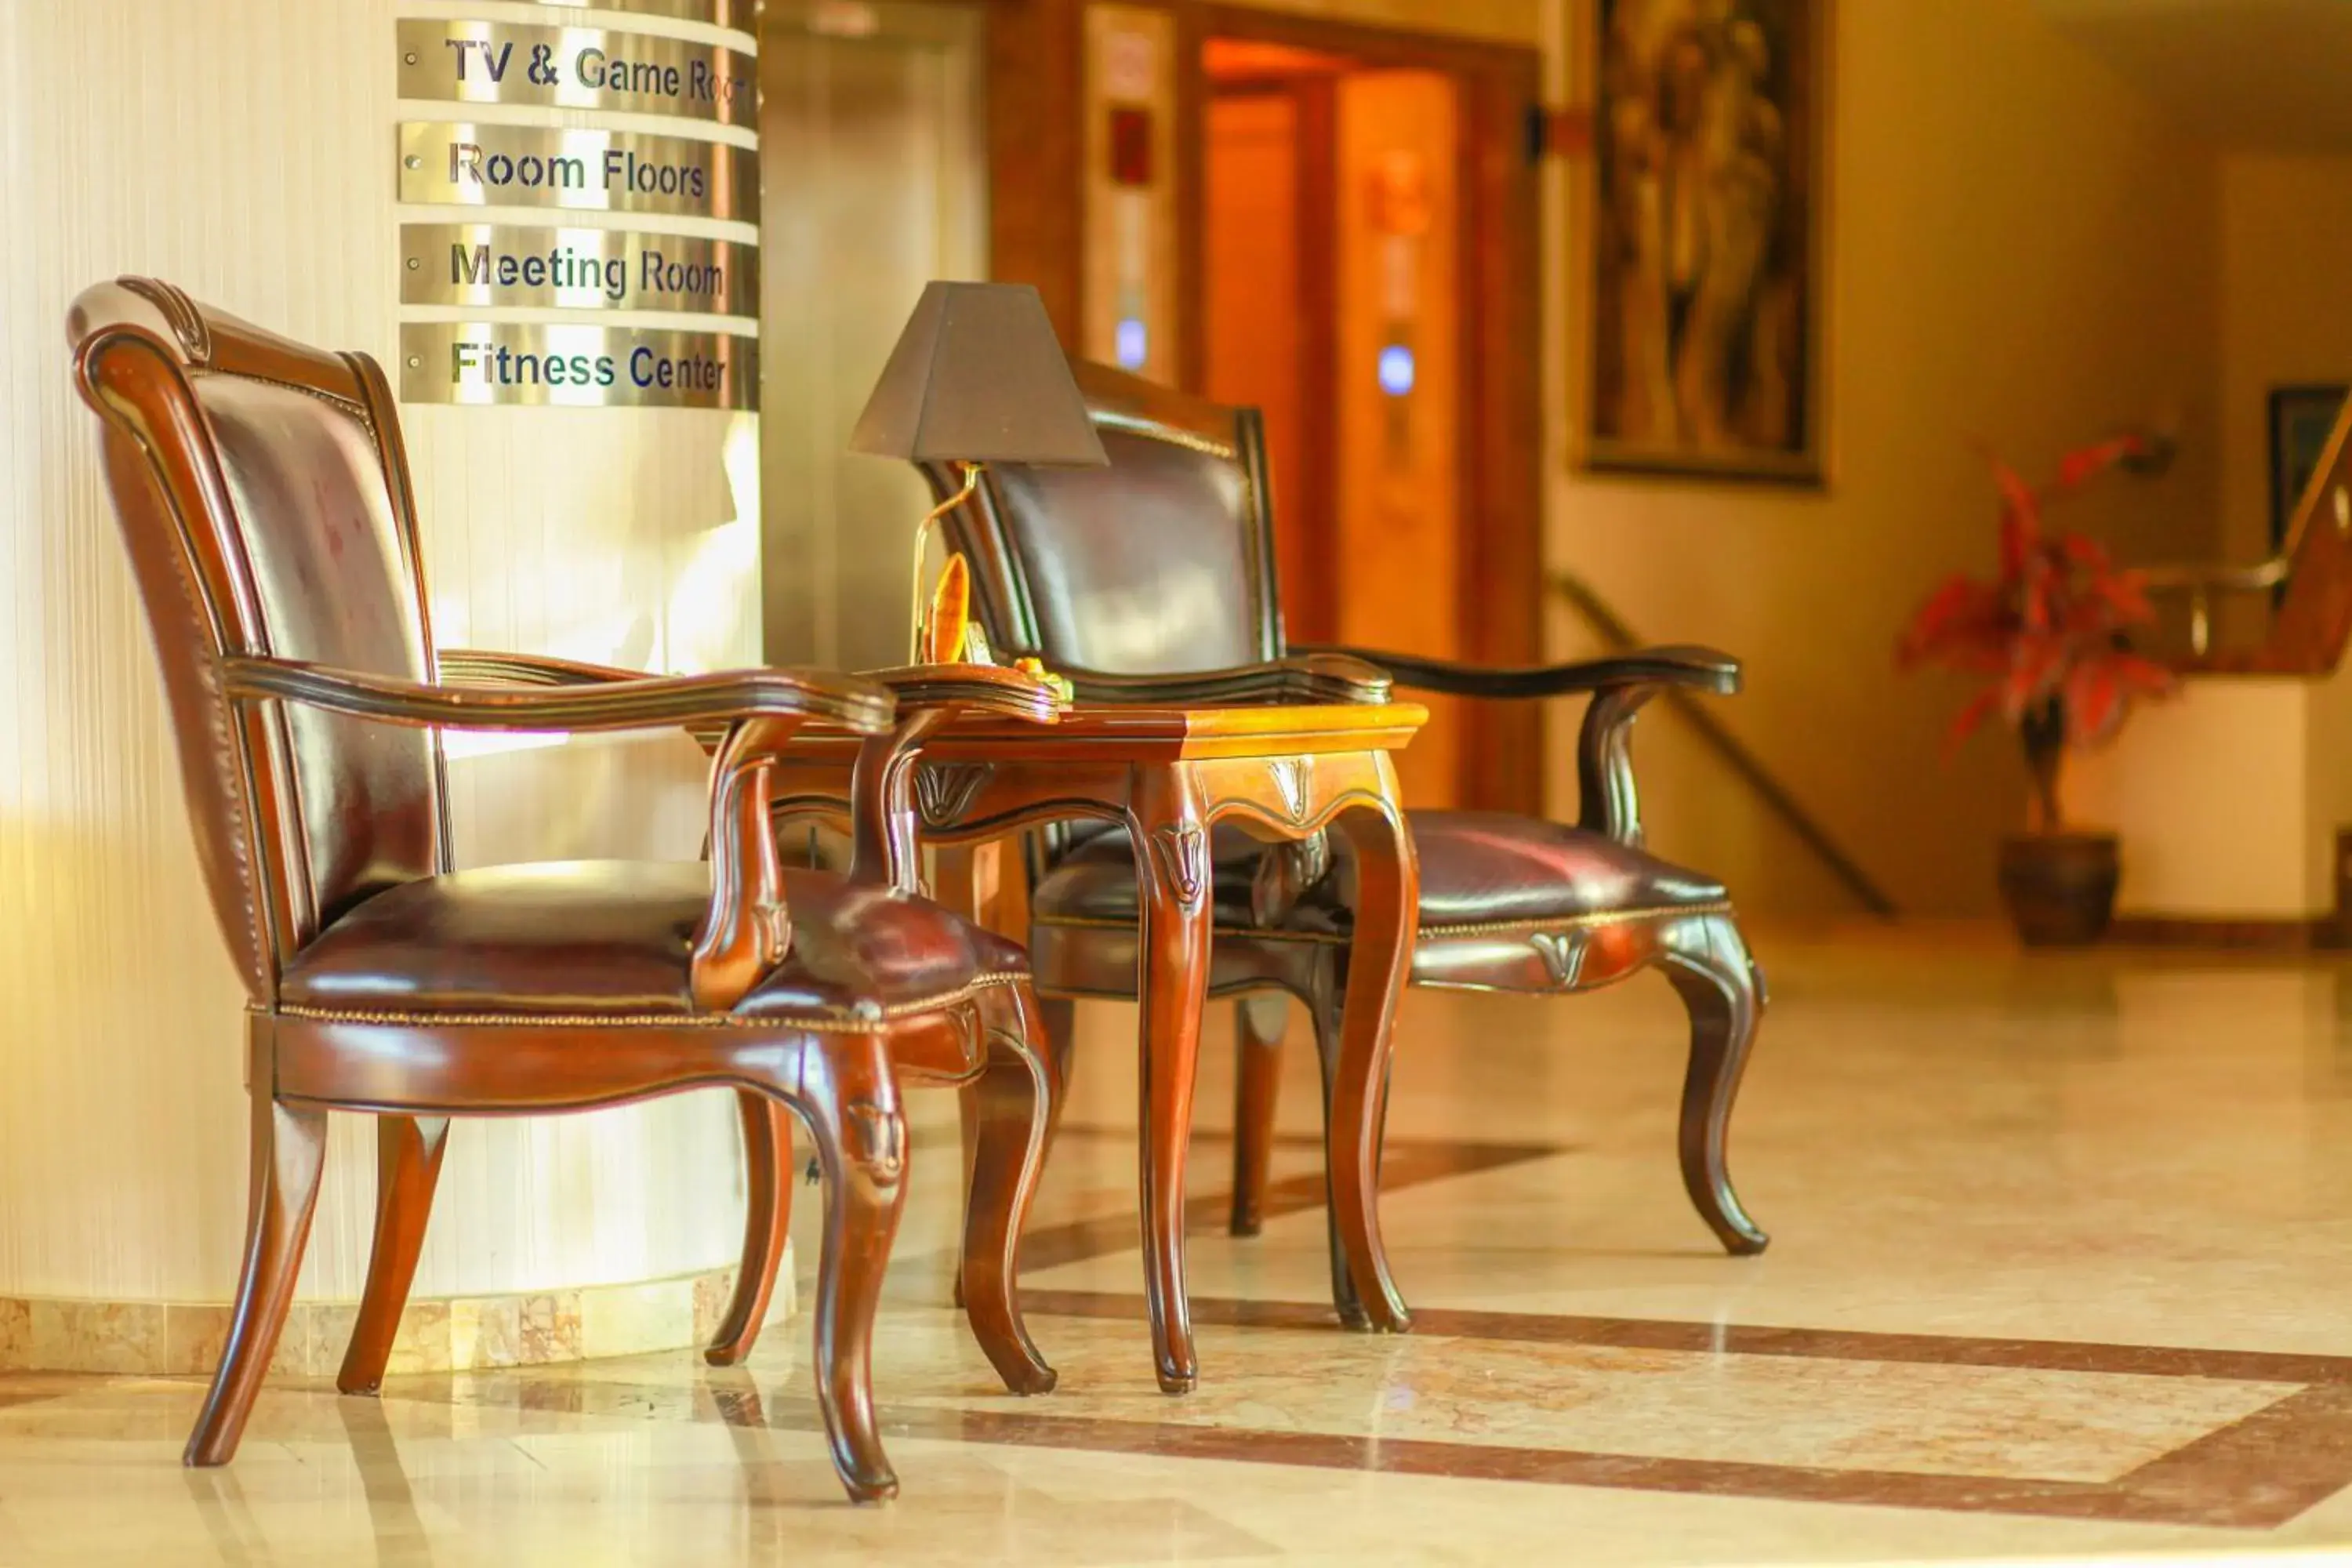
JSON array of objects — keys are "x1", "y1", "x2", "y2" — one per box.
[
  {"x1": 1031, "y1": 811, "x2": 1726, "y2": 933},
  {"x1": 280, "y1": 860, "x2": 1025, "y2": 1020}
]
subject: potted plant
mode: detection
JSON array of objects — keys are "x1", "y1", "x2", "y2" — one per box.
[{"x1": 1897, "y1": 436, "x2": 2177, "y2": 946}]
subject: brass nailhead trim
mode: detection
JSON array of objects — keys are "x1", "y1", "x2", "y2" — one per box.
[
  {"x1": 190, "y1": 365, "x2": 373, "y2": 425},
  {"x1": 270, "y1": 972, "x2": 1021, "y2": 1034},
  {"x1": 1033, "y1": 901, "x2": 1736, "y2": 945},
  {"x1": 1416, "y1": 903, "x2": 1735, "y2": 939},
  {"x1": 1034, "y1": 916, "x2": 1343, "y2": 945}
]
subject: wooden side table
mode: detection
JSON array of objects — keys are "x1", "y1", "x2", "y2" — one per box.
[{"x1": 769, "y1": 700, "x2": 1427, "y2": 1391}]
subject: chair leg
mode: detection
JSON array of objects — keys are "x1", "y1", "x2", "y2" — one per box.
[
  {"x1": 960, "y1": 979, "x2": 1060, "y2": 1396},
  {"x1": 952, "y1": 1082, "x2": 976, "y2": 1312},
  {"x1": 1229, "y1": 994, "x2": 1287, "y2": 1236},
  {"x1": 956, "y1": 993, "x2": 1075, "y2": 1311},
  {"x1": 793, "y1": 1034, "x2": 909, "y2": 1504},
  {"x1": 185, "y1": 1094, "x2": 328, "y2": 1467},
  {"x1": 1663, "y1": 914, "x2": 1770, "y2": 1256},
  {"x1": 1304, "y1": 966, "x2": 1379, "y2": 1330},
  {"x1": 1036, "y1": 996, "x2": 1077, "y2": 1106},
  {"x1": 336, "y1": 1116, "x2": 449, "y2": 1395},
  {"x1": 707, "y1": 1089, "x2": 793, "y2": 1367}
]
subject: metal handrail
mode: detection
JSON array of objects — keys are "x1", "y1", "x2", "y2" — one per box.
[
  {"x1": 2138, "y1": 485, "x2": 2350, "y2": 656},
  {"x1": 1548, "y1": 571, "x2": 1900, "y2": 920}
]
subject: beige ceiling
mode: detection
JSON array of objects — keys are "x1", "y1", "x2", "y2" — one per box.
[{"x1": 2038, "y1": 0, "x2": 2352, "y2": 152}]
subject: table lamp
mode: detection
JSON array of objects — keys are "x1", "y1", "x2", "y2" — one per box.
[{"x1": 850, "y1": 281, "x2": 1109, "y2": 668}]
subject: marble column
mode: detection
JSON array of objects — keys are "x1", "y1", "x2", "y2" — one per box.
[{"x1": 0, "y1": 0, "x2": 780, "y2": 1375}]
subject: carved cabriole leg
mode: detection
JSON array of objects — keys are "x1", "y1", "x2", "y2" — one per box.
[
  {"x1": 793, "y1": 1032, "x2": 909, "y2": 1503},
  {"x1": 1301, "y1": 961, "x2": 1368, "y2": 1329},
  {"x1": 1134, "y1": 762, "x2": 1211, "y2": 1392},
  {"x1": 1325, "y1": 783, "x2": 1417, "y2": 1334},
  {"x1": 336, "y1": 1116, "x2": 450, "y2": 1394},
  {"x1": 952, "y1": 1083, "x2": 978, "y2": 1312},
  {"x1": 955, "y1": 990, "x2": 1074, "y2": 1313},
  {"x1": 706, "y1": 1089, "x2": 794, "y2": 1366},
  {"x1": 940, "y1": 840, "x2": 992, "y2": 1313},
  {"x1": 960, "y1": 978, "x2": 1060, "y2": 1396},
  {"x1": 186, "y1": 1072, "x2": 329, "y2": 1466},
  {"x1": 1037, "y1": 996, "x2": 1078, "y2": 1105},
  {"x1": 1661, "y1": 913, "x2": 1770, "y2": 1256},
  {"x1": 1229, "y1": 993, "x2": 1288, "y2": 1236}
]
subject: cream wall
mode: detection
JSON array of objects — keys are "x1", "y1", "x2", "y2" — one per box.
[
  {"x1": 1537, "y1": 0, "x2": 2224, "y2": 917},
  {"x1": 0, "y1": 2, "x2": 760, "y2": 1307},
  {"x1": 2065, "y1": 679, "x2": 2311, "y2": 917},
  {"x1": 2217, "y1": 154, "x2": 2352, "y2": 564}
]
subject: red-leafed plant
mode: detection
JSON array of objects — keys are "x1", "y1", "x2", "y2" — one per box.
[{"x1": 1897, "y1": 436, "x2": 2176, "y2": 833}]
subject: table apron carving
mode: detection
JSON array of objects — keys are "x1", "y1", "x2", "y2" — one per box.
[{"x1": 761, "y1": 704, "x2": 1427, "y2": 1391}]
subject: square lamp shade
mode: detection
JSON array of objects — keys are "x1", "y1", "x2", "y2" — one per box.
[{"x1": 850, "y1": 282, "x2": 1110, "y2": 468}]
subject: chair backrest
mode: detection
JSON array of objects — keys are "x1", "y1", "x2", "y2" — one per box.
[
  {"x1": 927, "y1": 361, "x2": 1286, "y2": 673},
  {"x1": 69, "y1": 278, "x2": 446, "y2": 1004}
]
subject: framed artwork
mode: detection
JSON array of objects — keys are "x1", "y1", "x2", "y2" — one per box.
[
  {"x1": 2267, "y1": 383, "x2": 2347, "y2": 553},
  {"x1": 1581, "y1": 0, "x2": 1831, "y2": 485}
]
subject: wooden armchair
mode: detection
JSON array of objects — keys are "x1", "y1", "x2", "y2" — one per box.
[
  {"x1": 923, "y1": 362, "x2": 1769, "y2": 1318},
  {"x1": 68, "y1": 278, "x2": 1062, "y2": 1503}
]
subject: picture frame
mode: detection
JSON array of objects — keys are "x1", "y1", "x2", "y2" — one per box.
[
  {"x1": 2267, "y1": 383, "x2": 2347, "y2": 554},
  {"x1": 1577, "y1": 0, "x2": 1831, "y2": 485}
]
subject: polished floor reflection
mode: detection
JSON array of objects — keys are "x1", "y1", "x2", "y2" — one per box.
[{"x1": 12, "y1": 927, "x2": 2352, "y2": 1564}]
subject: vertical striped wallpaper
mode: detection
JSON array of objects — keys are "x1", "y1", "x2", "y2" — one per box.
[{"x1": 0, "y1": 0, "x2": 759, "y2": 1302}]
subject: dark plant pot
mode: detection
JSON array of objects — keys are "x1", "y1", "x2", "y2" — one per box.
[{"x1": 1998, "y1": 831, "x2": 2120, "y2": 947}]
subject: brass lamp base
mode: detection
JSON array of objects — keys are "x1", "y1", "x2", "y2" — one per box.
[
  {"x1": 905, "y1": 463, "x2": 1073, "y2": 704},
  {"x1": 909, "y1": 461, "x2": 983, "y2": 664}
]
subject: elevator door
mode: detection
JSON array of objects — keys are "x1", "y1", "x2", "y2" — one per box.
[{"x1": 760, "y1": 1, "x2": 986, "y2": 670}]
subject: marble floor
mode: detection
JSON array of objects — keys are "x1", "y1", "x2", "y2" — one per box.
[{"x1": 11, "y1": 926, "x2": 2352, "y2": 1565}]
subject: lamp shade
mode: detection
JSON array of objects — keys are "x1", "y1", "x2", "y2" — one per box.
[{"x1": 850, "y1": 282, "x2": 1109, "y2": 467}]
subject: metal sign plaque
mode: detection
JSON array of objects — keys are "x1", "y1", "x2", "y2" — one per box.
[
  {"x1": 401, "y1": 224, "x2": 758, "y2": 315},
  {"x1": 524, "y1": 0, "x2": 757, "y2": 31},
  {"x1": 399, "y1": 123, "x2": 758, "y2": 223},
  {"x1": 400, "y1": 322, "x2": 759, "y2": 410},
  {"x1": 397, "y1": 20, "x2": 755, "y2": 129}
]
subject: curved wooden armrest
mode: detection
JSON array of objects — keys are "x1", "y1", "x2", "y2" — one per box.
[
  {"x1": 1058, "y1": 653, "x2": 1392, "y2": 706},
  {"x1": 1293, "y1": 644, "x2": 1740, "y2": 847},
  {"x1": 866, "y1": 662, "x2": 1064, "y2": 724},
  {"x1": 836, "y1": 669, "x2": 1062, "y2": 896},
  {"x1": 230, "y1": 655, "x2": 898, "y2": 1011},
  {"x1": 436, "y1": 647, "x2": 822, "y2": 753},
  {"x1": 1297, "y1": 643, "x2": 1740, "y2": 700},
  {"x1": 440, "y1": 654, "x2": 1064, "y2": 757},
  {"x1": 224, "y1": 655, "x2": 895, "y2": 735}
]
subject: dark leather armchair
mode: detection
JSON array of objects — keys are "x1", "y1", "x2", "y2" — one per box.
[
  {"x1": 69, "y1": 278, "x2": 1061, "y2": 1503},
  {"x1": 924, "y1": 362, "x2": 1768, "y2": 1317}
]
